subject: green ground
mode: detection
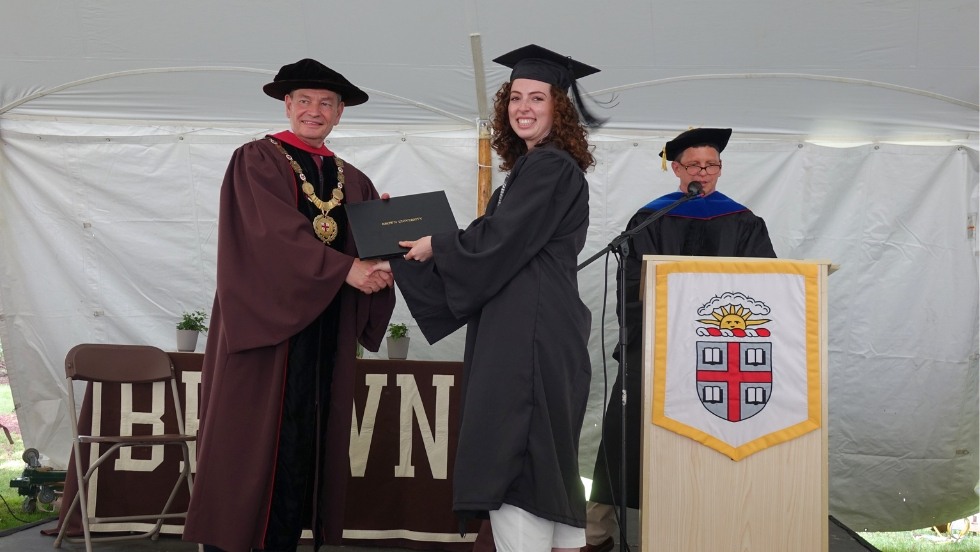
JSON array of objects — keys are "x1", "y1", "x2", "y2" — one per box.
[
  {"x1": 0, "y1": 397, "x2": 58, "y2": 531},
  {"x1": 862, "y1": 528, "x2": 979, "y2": 551},
  {"x1": 0, "y1": 344, "x2": 59, "y2": 531}
]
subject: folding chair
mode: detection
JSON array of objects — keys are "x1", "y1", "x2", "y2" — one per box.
[{"x1": 54, "y1": 343, "x2": 195, "y2": 552}]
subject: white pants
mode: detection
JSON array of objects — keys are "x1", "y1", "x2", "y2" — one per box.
[{"x1": 489, "y1": 503, "x2": 586, "y2": 552}]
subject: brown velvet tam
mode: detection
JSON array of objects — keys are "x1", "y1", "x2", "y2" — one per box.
[{"x1": 263, "y1": 58, "x2": 368, "y2": 106}]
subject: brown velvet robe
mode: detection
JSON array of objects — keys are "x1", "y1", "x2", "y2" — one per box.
[{"x1": 183, "y1": 136, "x2": 394, "y2": 551}]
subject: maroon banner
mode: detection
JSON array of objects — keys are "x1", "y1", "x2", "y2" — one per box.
[
  {"x1": 344, "y1": 359, "x2": 479, "y2": 551},
  {"x1": 52, "y1": 354, "x2": 478, "y2": 551}
]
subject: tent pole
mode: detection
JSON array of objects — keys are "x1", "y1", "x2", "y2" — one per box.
[
  {"x1": 471, "y1": 33, "x2": 492, "y2": 216},
  {"x1": 477, "y1": 120, "x2": 492, "y2": 216}
]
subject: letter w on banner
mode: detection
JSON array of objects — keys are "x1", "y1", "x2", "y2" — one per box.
[{"x1": 651, "y1": 260, "x2": 821, "y2": 461}]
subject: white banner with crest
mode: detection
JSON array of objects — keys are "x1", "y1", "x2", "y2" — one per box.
[{"x1": 652, "y1": 260, "x2": 821, "y2": 461}]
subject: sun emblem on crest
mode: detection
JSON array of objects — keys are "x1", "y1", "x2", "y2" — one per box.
[
  {"x1": 696, "y1": 292, "x2": 772, "y2": 337},
  {"x1": 698, "y1": 304, "x2": 770, "y2": 330}
]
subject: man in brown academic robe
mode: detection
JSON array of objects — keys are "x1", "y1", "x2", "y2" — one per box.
[{"x1": 183, "y1": 59, "x2": 395, "y2": 552}]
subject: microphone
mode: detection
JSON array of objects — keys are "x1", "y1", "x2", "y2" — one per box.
[
  {"x1": 687, "y1": 181, "x2": 703, "y2": 198},
  {"x1": 579, "y1": 179, "x2": 704, "y2": 271}
]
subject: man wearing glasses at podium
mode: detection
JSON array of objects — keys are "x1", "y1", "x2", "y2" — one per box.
[{"x1": 583, "y1": 127, "x2": 777, "y2": 552}]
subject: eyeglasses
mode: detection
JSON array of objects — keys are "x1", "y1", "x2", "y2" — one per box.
[{"x1": 680, "y1": 163, "x2": 722, "y2": 176}]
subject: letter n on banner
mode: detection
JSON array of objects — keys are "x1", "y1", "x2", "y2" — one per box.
[{"x1": 651, "y1": 260, "x2": 821, "y2": 460}]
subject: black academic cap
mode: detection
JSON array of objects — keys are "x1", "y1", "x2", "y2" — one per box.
[
  {"x1": 492, "y1": 44, "x2": 603, "y2": 126},
  {"x1": 661, "y1": 128, "x2": 733, "y2": 162},
  {"x1": 492, "y1": 44, "x2": 600, "y2": 91},
  {"x1": 263, "y1": 58, "x2": 369, "y2": 106}
]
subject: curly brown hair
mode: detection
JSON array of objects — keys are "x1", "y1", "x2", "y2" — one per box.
[{"x1": 489, "y1": 81, "x2": 595, "y2": 172}]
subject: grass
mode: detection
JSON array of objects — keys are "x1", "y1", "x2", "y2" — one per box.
[
  {"x1": 0, "y1": 416, "x2": 59, "y2": 532},
  {"x1": 860, "y1": 528, "x2": 980, "y2": 551},
  {"x1": 0, "y1": 432, "x2": 58, "y2": 533},
  {"x1": 0, "y1": 344, "x2": 60, "y2": 532}
]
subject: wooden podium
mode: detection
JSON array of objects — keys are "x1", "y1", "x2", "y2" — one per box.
[{"x1": 640, "y1": 256, "x2": 833, "y2": 552}]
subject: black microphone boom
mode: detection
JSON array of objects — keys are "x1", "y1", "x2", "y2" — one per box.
[{"x1": 577, "y1": 189, "x2": 701, "y2": 271}]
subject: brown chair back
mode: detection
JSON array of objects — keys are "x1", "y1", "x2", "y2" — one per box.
[{"x1": 65, "y1": 343, "x2": 174, "y2": 384}]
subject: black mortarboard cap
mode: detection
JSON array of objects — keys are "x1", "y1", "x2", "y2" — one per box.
[
  {"x1": 662, "y1": 127, "x2": 733, "y2": 161},
  {"x1": 492, "y1": 44, "x2": 599, "y2": 91},
  {"x1": 263, "y1": 58, "x2": 369, "y2": 106},
  {"x1": 492, "y1": 44, "x2": 603, "y2": 126},
  {"x1": 660, "y1": 128, "x2": 733, "y2": 167}
]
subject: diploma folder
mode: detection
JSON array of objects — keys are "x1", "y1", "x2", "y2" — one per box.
[{"x1": 346, "y1": 191, "x2": 459, "y2": 259}]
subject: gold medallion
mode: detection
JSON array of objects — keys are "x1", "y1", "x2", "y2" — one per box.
[
  {"x1": 269, "y1": 137, "x2": 346, "y2": 246},
  {"x1": 313, "y1": 214, "x2": 338, "y2": 244}
]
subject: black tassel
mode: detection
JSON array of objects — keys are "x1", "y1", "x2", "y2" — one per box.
[{"x1": 566, "y1": 57, "x2": 607, "y2": 128}]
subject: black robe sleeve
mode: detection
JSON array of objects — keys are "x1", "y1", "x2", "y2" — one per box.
[{"x1": 392, "y1": 147, "x2": 586, "y2": 343}]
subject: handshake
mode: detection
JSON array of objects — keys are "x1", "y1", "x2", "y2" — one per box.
[{"x1": 345, "y1": 236, "x2": 433, "y2": 294}]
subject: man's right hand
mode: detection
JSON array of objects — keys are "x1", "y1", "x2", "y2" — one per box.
[{"x1": 346, "y1": 258, "x2": 394, "y2": 294}]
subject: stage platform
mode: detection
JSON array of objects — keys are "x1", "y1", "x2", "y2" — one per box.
[{"x1": 0, "y1": 516, "x2": 878, "y2": 551}]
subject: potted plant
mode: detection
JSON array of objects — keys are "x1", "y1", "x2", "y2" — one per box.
[
  {"x1": 176, "y1": 309, "x2": 209, "y2": 352},
  {"x1": 386, "y1": 322, "x2": 410, "y2": 360}
]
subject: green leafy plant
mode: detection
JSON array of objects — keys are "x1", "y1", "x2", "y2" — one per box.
[
  {"x1": 388, "y1": 322, "x2": 409, "y2": 340},
  {"x1": 176, "y1": 309, "x2": 209, "y2": 333}
]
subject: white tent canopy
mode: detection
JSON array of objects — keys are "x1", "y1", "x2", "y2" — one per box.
[
  {"x1": 2, "y1": 1, "x2": 977, "y2": 140},
  {"x1": 1, "y1": 0, "x2": 977, "y2": 532}
]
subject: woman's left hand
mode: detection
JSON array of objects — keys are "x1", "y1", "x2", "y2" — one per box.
[{"x1": 400, "y1": 236, "x2": 433, "y2": 262}]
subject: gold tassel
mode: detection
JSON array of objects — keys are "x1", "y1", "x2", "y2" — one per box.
[{"x1": 661, "y1": 145, "x2": 668, "y2": 171}]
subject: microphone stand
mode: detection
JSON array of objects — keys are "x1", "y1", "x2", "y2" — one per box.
[{"x1": 578, "y1": 187, "x2": 701, "y2": 552}]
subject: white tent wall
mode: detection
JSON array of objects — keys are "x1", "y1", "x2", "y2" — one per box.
[{"x1": 1, "y1": 120, "x2": 977, "y2": 532}]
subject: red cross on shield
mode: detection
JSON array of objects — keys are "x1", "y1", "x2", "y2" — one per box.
[{"x1": 696, "y1": 341, "x2": 773, "y2": 422}]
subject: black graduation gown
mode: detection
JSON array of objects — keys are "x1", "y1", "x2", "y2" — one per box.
[
  {"x1": 391, "y1": 144, "x2": 592, "y2": 528},
  {"x1": 590, "y1": 191, "x2": 776, "y2": 509}
]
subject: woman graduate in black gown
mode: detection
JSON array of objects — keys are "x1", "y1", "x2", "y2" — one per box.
[{"x1": 376, "y1": 44, "x2": 605, "y2": 552}]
